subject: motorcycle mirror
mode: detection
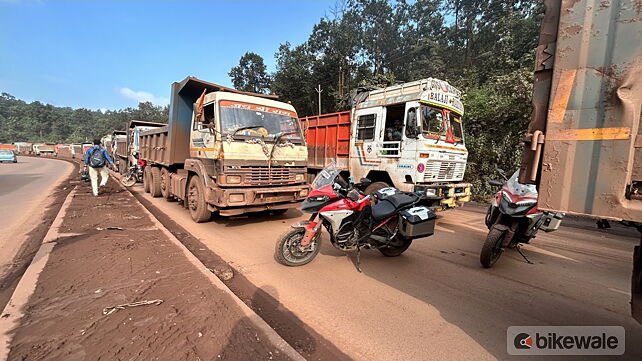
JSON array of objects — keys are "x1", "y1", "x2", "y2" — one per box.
[
  {"x1": 489, "y1": 180, "x2": 503, "y2": 187},
  {"x1": 360, "y1": 178, "x2": 372, "y2": 185}
]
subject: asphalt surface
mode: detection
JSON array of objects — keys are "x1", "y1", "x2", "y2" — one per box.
[
  {"x1": 0, "y1": 156, "x2": 72, "y2": 277},
  {"x1": 134, "y1": 186, "x2": 642, "y2": 360}
]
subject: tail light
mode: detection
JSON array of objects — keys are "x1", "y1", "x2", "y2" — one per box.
[{"x1": 138, "y1": 159, "x2": 146, "y2": 167}]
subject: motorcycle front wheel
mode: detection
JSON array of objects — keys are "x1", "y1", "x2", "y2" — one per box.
[
  {"x1": 480, "y1": 228, "x2": 506, "y2": 268},
  {"x1": 379, "y1": 236, "x2": 413, "y2": 257},
  {"x1": 121, "y1": 172, "x2": 137, "y2": 187},
  {"x1": 274, "y1": 228, "x2": 320, "y2": 267}
]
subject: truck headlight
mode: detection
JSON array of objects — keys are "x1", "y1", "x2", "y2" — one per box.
[
  {"x1": 300, "y1": 188, "x2": 309, "y2": 197},
  {"x1": 227, "y1": 175, "x2": 242, "y2": 184},
  {"x1": 295, "y1": 174, "x2": 305, "y2": 182}
]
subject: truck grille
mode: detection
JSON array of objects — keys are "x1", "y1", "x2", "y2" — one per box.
[
  {"x1": 228, "y1": 166, "x2": 296, "y2": 185},
  {"x1": 424, "y1": 161, "x2": 466, "y2": 181}
]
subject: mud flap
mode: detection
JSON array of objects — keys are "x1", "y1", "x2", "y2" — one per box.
[{"x1": 633, "y1": 238, "x2": 642, "y2": 324}]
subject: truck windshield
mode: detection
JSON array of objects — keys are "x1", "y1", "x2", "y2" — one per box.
[
  {"x1": 219, "y1": 100, "x2": 303, "y2": 142},
  {"x1": 421, "y1": 105, "x2": 464, "y2": 143}
]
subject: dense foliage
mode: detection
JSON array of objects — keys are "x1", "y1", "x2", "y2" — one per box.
[
  {"x1": 228, "y1": 52, "x2": 271, "y2": 94},
  {"x1": 0, "y1": 93, "x2": 168, "y2": 144},
  {"x1": 236, "y1": 0, "x2": 543, "y2": 199}
]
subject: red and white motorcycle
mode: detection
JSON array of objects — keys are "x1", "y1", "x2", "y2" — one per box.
[
  {"x1": 480, "y1": 169, "x2": 564, "y2": 268},
  {"x1": 275, "y1": 162, "x2": 436, "y2": 268}
]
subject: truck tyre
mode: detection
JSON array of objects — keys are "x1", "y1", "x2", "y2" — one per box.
[
  {"x1": 150, "y1": 167, "x2": 162, "y2": 197},
  {"x1": 143, "y1": 167, "x2": 151, "y2": 193},
  {"x1": 160, "y1": 168, "x2": 171, "y2": 200},
  {"x1": 187, "y1": 175, "x2": 211, "y2": 223},
  {"x1": 365, "y1": 181, "x2": 390, "y2": 196}
]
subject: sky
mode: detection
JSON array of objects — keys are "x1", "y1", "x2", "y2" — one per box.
[{"x1": 0, "y1": 0, "x2": 336, "y2": 111}]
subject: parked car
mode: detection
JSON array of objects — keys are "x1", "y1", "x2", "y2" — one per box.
[{"x1": 0, "y1": 150, "x2": 17, "y2": 163}]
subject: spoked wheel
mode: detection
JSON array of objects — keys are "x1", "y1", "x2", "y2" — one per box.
[
  {"x1": 379, "y1": 236, "x2": 413, "y2": 257},
  {"x1": 275, "y1": 228, "x2": 320, "y2": 266},
  {"x1": 120, "y1": 171, "x2": 137, "y2": 187},
  {"x1": 480, "y1": 228, "x2": 506, "y2": 268}
]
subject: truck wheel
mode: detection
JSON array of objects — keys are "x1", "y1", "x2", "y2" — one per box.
[
  {"x1": 143, "y1": 167, "x2": 151, "y2": 193},
  {"x1": 365, "y1": 181, "x2": 390, "y2": 196},
  {"x1": 187, "y1": 175, "x2": 211, "y2": 223},
  {"x1": 150, "y1": 167, "x2": 162, "y2": 197},
  {"x1": 160, "y1": 168, "x2": 171, "y2": 200}
]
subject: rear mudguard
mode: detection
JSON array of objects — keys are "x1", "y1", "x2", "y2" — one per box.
[
  {"x1": 633, "y1": 237, "x2": 642, "y2": 324},
  {"x1": 293, "y1": 221, "x2": 321, "y2": 247}
]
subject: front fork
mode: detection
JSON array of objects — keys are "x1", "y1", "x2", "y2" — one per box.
[
  {"x1": 490, "y1": 219, "x2": 519, "y2": 248},
  {"x1": 296, "y1": 213, "x2": 321, "y2": 247}
]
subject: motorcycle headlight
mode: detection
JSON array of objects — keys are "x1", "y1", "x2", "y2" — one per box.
[
  {"x1": 516, "y1": 200, "x2": 537, "y2": 206},
  {"x1": 309, "y1": 195, "x2": 329, "y2": 202},
  {"x1": 501, "y1": 191, "x2": 513, "y2": 203}
]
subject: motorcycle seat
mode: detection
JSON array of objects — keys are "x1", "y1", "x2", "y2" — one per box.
[{"x1": 371, "y1": 193, "x2": 417, "y2": 221}]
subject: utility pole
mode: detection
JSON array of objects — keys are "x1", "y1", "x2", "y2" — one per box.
[{"x1": 315, "y1": 84, "x2": 323, "y2": 115}]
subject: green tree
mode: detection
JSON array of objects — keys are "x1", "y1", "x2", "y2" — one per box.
[{"x1": 228, "y1": 52, "x2": 271, "y2": 94}]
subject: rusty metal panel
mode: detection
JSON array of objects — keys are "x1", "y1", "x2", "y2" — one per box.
[
  {"x1": 524, "y1": 0, "x2": 642, "y2": 221},
  {"x1": 301, "y1": 111, "x2": 351, "y2": 170}
]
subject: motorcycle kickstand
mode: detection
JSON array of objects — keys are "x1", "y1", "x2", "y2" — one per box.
[
  {"x1": 516, "y1": 244, "x2": 534, "y2": 264},
  {"x1": 355, "y1": 246, "x2": 362, "y2": 273}
]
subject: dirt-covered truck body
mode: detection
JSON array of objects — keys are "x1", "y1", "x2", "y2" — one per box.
[
  {"x1": 302, "y1": 78, "x2": 471, "y2": 210},
  {"x1": 139, "y1": 77, "x2": 309, "y2": 221},
  {"x1": 32, "y1": 143, "x2": 56, "y2": 156},
  {"x1": 114, "y1": 120, "x2": 165, "y2": 174},
  {"x1": 518, "y1": 0, "x2": 642, "y2": 322}
]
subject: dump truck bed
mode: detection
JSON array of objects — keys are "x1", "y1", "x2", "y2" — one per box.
[
  {"x1": 139, "y1": 126, "x2": 170, "y2": 166},
  {"x1": 300, "y1": 111, "x2": 351, "y2": 171}
]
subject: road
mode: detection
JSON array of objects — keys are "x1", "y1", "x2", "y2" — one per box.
[
  {"x1": 134, "y1": 186, "x2": 642, "y2": 360},
  {"x1": 0, "y1": 156, "x2": 73, "y2": 277}
]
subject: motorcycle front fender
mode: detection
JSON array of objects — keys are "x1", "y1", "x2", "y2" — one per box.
[
  {"x1": 491, "y1": 223, "x2": 515, "y2": 248},
  {"x1": 296, "y1": 221, "x2": 321, "y2": 247}
]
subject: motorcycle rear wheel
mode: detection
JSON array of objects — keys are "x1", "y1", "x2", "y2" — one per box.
[
  {"x1": 480, "y1": 228, "x2": 505, "y2": 268},
  {"x1": 275, "y1": 228, "x2": 320, "y2": 266},
  {"x1": 379, "y1": 236, "x2": 413, "y2": 257}
]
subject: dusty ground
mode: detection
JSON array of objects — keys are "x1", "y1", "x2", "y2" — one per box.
[
  {"x1": 133, "y1": 192, "x2": 350, "y2": 361},
  {"x1": 134, "y1": 184, "x2": 642, "y2": 360},
  {"x1": 6, "y1": 178, "x2": 295, "y2": 361}
]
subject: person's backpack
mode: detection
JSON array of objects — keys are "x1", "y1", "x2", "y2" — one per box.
[{"x1": 88, "y1": 147, "x2": 106, "y2": 168}]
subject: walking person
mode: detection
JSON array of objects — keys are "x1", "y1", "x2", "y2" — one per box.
[{"x1": 84, "y1": 139, "x2": 114, "y2": 196}]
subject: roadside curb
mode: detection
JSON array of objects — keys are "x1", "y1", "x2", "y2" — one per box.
[
  {"x1": 0, "y1": 186, "x2": 77, "y2": 361},
  {"x1": 111, "y1": 170, "x2": 306, "y2": 361}
]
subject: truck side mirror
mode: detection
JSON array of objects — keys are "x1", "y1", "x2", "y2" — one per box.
[
  {"x1": 489, "y1": 180, "x2": 503, "y2": 187},
  {"x1": 405, "y1": 108, "x2": 420, "y2": 139}
]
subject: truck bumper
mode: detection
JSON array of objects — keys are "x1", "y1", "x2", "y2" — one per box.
[
  {"x1": 414, "y1": 182, "x2": 472, "y2": 210},
  {"x1": 206, "y1": 184, "x2": 310, "y2": 216}
]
